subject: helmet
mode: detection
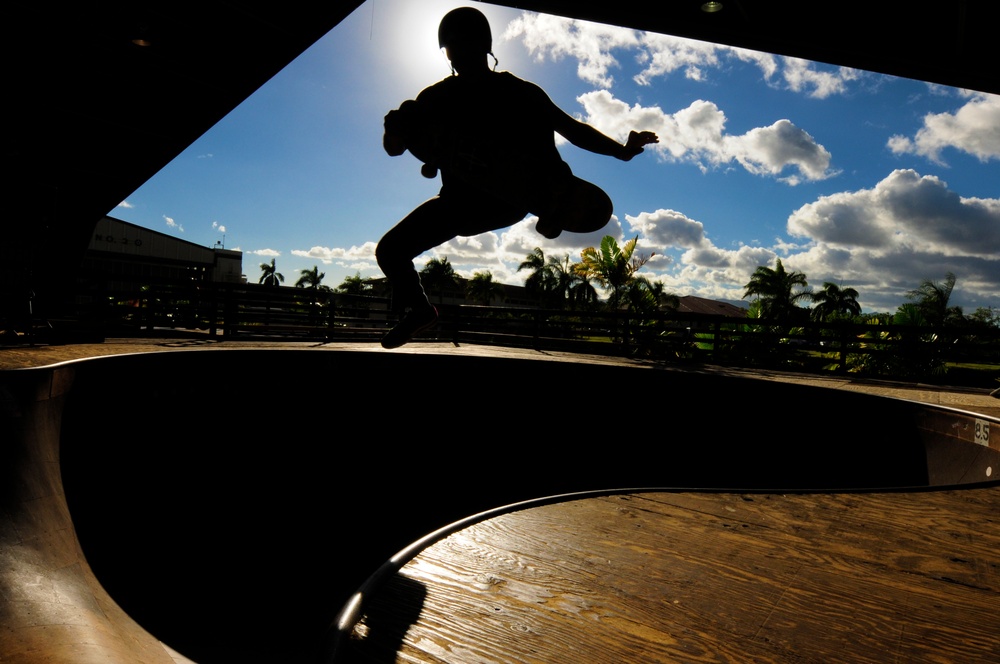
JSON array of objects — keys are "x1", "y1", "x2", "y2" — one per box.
[{"x1": 438, "y1": 7, "x2": 492, "y2": 53}]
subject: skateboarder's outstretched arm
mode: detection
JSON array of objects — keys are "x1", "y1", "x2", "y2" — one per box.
[{"x1": 551, "y1": 107, "x2": 658, "y2": 162}]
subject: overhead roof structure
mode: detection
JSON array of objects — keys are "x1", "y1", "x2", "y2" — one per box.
[{"x1": 5, "y1": 0, "x2": 997, "y2": 320}]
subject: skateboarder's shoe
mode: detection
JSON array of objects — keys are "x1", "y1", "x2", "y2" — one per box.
[{"x1": 381, "y1": 305, "x2": 439, "y2": 349}]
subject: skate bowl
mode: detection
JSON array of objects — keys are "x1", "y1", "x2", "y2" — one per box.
[{"x1": 2, "y1": 348, "x2": 997, "y2": 662}]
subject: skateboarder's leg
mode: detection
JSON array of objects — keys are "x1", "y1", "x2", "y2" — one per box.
[
  {"x1": 376, "y1": 197, "x2": 454, "y2": 312},
  {"x1": 377, "y1": 189, "x2": 525, "y2": 309},
  {"x1": 376, "y1": 190, "x2": 524, "y2": 347}
]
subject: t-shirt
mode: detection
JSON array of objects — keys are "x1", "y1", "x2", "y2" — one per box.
[{"x1": 412, "y1": 71, "x2": 573, "y2": 210}]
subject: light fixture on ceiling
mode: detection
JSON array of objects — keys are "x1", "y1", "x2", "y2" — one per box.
[
  {"x1": 130, "y1": 21, "x2": 152, "y2": 47},
  {"x1": 701, "y1": 1, "x2": 724, "y2": 12}
]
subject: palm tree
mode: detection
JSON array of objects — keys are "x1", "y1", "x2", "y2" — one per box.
[
  {"x1": 743, "y1": 258, "x2": 810, "y2": 321},
  {"x1": 258, "y1": 259, "x2": 284, "y2": 287},
  {"x1": 893, "y1": 302, "x2": 929, "y2": 327},
  {"x1": 906, "y1": 272, "x2": 963, "y2": 326},
  {"x1": 568, "y1": 271, "x2": 599, "y2": 309},
  {"x1": 420, "y1": 257, "x2": 460, "y2": 304},
  {"x1": 295, "y1": 265, "x2": 328, "y2": 290},
  {"x1": 335, "y1": 272, "x2": 371, "y2": 296},
  {"x1": 810, "y1": 281, "x2": 861, "y2": 321},
  {"x1": 466, "y1": 271, "x2": 505, "y2": 306},
  {"x1": 575, "y1": 235, "x2": 652, "y2": 310},
  {"x1": 293, "y1": 265, "x2": 329, "y2": 323},
  {"x1": 968, "y1": 306, "x2": 1000, "y2": 329},
  {"x1": 546, "y1": 254, "x2": 580, "y2": 306},
  {"x1": 517, "y1": 247, "x2": 555, "y2": 301},
  {"x1": 627, "y1": 276, "x2": 681, "y2": 311},
  {"x1": 888, "y1": 302, "x2": 948, "y2": 378},
  {"x1": 335, "y1": 271, "x2": 373, "y2": 316}
]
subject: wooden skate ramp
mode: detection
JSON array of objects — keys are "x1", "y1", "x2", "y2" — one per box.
[
  {"x1": 338, "y1": 487, "x2": 1000, "y2": 663},
  {"x1": 1, "y1": 347, "x2": 997, "y2": 662}
]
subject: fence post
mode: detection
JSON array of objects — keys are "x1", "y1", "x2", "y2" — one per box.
[
  {"x1": 223, "y1": 285, "x2": 237, "y2": 338},
  {"x1": 451, "y1": 305, "x2": 461, "y2": 345},
  {"x1": 143, "y1": 287, "x2": 155, "y2": 334},
  {"x1": 208, "y1": 285, "x2": 219, "y2": 337},
  {"x1": 325, "y1": 292, "x2": 335, "y2": 342},
  {"x1": 838, "y1": 323, "x2": 849, "y2": 373}
]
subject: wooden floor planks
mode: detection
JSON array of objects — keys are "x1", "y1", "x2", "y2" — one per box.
[{"x1": 345, "y1": 489, "x2": 1000, "y2": 663}]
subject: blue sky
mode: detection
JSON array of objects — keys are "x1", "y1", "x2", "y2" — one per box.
[{"x1": 115, "y1": 0, "x2": 1000, "y2": 314}]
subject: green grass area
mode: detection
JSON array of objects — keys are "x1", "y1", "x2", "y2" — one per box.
[{"x1": 942, "y1": 363, "x2": 1000, "y2": 389}]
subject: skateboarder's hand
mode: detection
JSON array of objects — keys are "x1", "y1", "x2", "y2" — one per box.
[{"x1": 621, "y1": 130, "x2": 659, "y2": 161}]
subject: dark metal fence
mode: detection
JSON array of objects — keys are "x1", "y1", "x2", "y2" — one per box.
[
  {"x1": 442, "y1": 305, "x2": 1000, "y2": 382},
  {"x1": 6, "y1": 280, "x2": 999, "y2": 387}
]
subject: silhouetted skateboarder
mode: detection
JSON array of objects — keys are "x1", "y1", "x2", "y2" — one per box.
[{"x1": 376, "y1": 7, "x2": 658, "y2": 349}]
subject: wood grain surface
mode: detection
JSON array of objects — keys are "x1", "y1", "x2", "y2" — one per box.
[{"x1": 346, "y1": 490, "x2": 1000, "y2": 663}]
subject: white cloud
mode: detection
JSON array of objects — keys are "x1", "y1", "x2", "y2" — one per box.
[
  {"x1": 613, "y1": 169, "x2": 1000, "y2": 311},
  {"x1": 627, "y1": 208, "x2": 708, "y2": 249},
  {"x1": 729, "y1": 47, "x2": 778, "y2": 80},
  {"x1": 780, "y1": 169, "x2": 1000, "y2": 308},
  {"x1": 621, "y1": 209, "x2": 782, "y2": 301},
  {"x1": 212, "y1": 221, "x2": 226, "y2": 233},
  {"x1": 888, "y1": 93, "x2": 1000, "y2": 164},
  {"x1": 291, "y1": 242, "x2": 378, "y2": 265},
  {"x1": 249, "y1": 248, "x2": 281, "y2": 257},
  {"x1": 502, "y1": 13, "x2": 640, "y2": 88},
  {"x1": 788, "y1": 169, "x2": 1000, "y2": 256},
  {"x1": 577, "y1": 91, "x2": 833, "y2": 181},
  {"x1": 163, "y1": 215, "x2": 183, "y2": 233},
  {"x1": 781, "y1": 57, "x2": 861, "y2": 99},
  {"x1": 727, "y1": 119, "x2": 835, "y2": 182},
  {"x1": 117, "y1": 201, "x2": 133, "y2": 209},
  {"x1": 633, "y1": 32, "x2": 723, "y2": 85},
  {"x1": 504, "y1": 12, "x2": 864, "y2": 98}
]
